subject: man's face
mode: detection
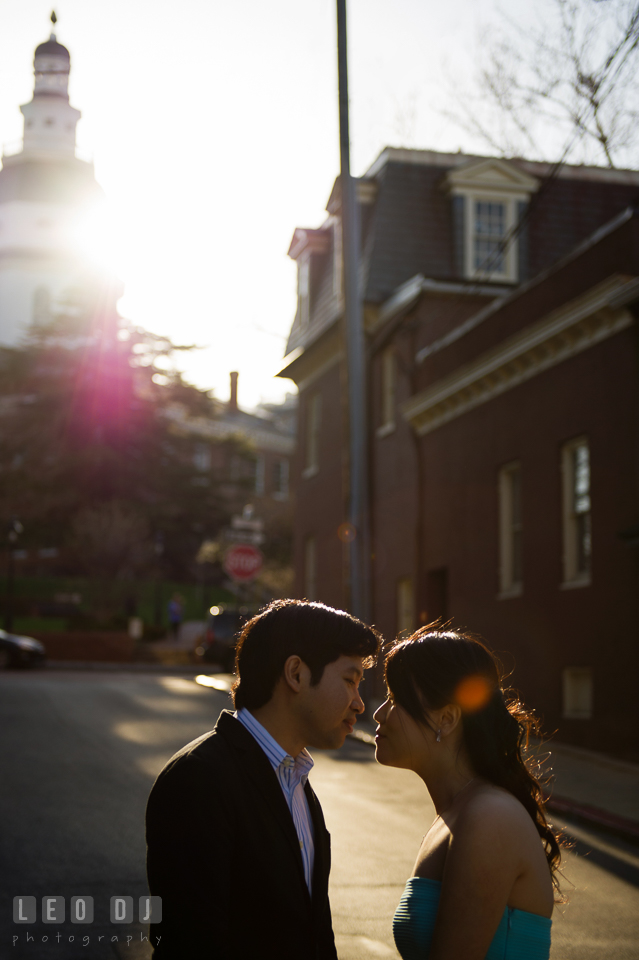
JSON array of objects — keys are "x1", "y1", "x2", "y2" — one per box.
[{"x1": 297, "y1": 655, "x2": 365, "y2": 750}]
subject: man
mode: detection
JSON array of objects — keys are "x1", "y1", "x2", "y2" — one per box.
[{"x1": 146, "y1": 599, "x2": 380, "y2": 959}]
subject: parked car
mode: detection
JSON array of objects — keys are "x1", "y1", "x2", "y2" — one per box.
[
  {"x1": 194, "y1": 606, "x2": 249, "y2": 672},
  {"x1": 0, "y1": 629, "x2": 46, "y2": 668}
]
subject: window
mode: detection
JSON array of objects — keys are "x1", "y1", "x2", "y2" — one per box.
[
  {"x1": 254, "y1": 455, "x2": 265, "y2": 496},
  {"x1": 303, "y1": 393, "x2": 321, "y2": 478},
  {"x1": 473, "y1": 201, "x2": 506, "y2": 275},
  {"x1": 193, "y1": 442, "x2": 211, "y2": 472},
  {"x1": 426, "y1": 568, "x2": 448, "y2": 624},
  {"x1": 272, "y1": 459, "x2": 289, "y2": 499},
  {"x1": 397, "y1": 578, "x2": 414, "y2": 637},
  {"x1": 332, "y1": 220, "x2": 342, "y2": 298},
  {"x1": 377, "y1": 347, "x2": 396, "y2": 436},
  {"x1": 446, "y1": 159, "x2": 538, "y2": 284},
  {"x1": 498, "y1": 462, "x2": 523, "y2": 596},
  {"x1": 304, "y1": 536, "x2": 317, "y2": 600},
  {"x1": 298, "y1": 258, "x2": 310, "y2": 327},
  {"x1": 561, "y1": 438, "x2": 591, "y2": 586},
  {"x1": 562, "y1": 667, "x2": 593, "y2": 719}
]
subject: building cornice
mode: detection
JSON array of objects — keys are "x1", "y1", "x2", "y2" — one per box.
[
  {"x1": 415, "y1": 206, "x2": 636, "y2": 364},
  {"x1": 364, "y1": 147, "x2": 639, "y2": 187},
  {"x1": 369, "y1": 274, "x2": 509, "y2": 337},
  {"x1": 277, "y1": 322, "x2": 342, "y2": 390},
  {"x1": 402, "y1": 275, "x2": 639, "y2": 437}
]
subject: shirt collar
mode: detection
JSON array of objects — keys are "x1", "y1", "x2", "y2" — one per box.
[{"x1": 236, "y1": 708, "x2": 314, "y2": 776}]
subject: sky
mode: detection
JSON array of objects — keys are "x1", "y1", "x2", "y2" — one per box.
[{"x1": 0, "y1": 0, "x2": 543, "y2": 410}]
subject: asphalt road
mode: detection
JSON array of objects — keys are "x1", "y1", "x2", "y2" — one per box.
[{"x1": 1, "y1": 670, "x2": 638, "y2": 960}]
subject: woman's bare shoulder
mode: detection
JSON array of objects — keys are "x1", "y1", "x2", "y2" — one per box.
[{"x1": 451, "y1": 783, "x2": 539, "y2": 852}]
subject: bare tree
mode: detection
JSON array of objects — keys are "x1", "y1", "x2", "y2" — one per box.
[
  {"x1": 68, "y1": 502, "x2": 155, "y2": 623},
  {"x1": 443, "y1": 0, "x2": 639, "y2": 168}
]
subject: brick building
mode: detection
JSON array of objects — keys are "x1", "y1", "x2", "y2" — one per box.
[{"x1": 279, "y1": 148, "x2": 639, "y2": 759}]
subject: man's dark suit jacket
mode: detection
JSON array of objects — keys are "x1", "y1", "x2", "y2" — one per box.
[{"x1": 146, "y1": 710, "x2": 338, "y2": 959}]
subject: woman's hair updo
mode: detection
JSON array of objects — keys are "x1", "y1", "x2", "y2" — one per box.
[{"x1": 385, "y1": 627, "x2": 562, "y2": 893}]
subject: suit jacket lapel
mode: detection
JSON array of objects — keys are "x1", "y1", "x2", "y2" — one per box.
[
  {"x1": 217, "y1": 711, "x2": 309, "y2": 895},
  {"x1": 305, "y1": 779, "x2": 330, "y2": 912}
]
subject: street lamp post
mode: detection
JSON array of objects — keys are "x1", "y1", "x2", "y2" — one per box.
[
  {"x1": 336, "y1": 0, "x2": 370, "y2": 622},
  {"x1": 4, "y1": 519, "x2": 24, "y2": 633}
]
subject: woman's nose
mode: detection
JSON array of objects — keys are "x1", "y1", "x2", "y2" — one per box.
[{"x1": 373, "y1": 699, "x2": 389, "y2": 722}]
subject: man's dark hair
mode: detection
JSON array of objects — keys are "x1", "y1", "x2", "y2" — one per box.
[{"x1": 232, "y1": 599, "x2": 381, "y2": 710}]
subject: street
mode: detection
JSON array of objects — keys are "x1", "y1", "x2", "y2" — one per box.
[{"x1": 1, "y1": 670, "x2": 638, "y2": 960}]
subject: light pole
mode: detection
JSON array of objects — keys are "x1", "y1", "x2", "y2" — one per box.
[
  {"x1": 336, "y1": 0, "x2": 370, "y2": 622},
  {"x1": 4, "y1": 519, "x2": 24, "y2": 633}
]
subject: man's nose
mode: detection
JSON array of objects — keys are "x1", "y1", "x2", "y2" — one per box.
[{"x1": 352, "y1": 688, "x2": 365, "y2": 713}]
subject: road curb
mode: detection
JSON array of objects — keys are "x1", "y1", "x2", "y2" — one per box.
[
  {"x1": 347, "y1": 729, "x2": 639, "y2": 845},
  {"x1": 42, "y1": 660, "x2": 199, "y2": 673},
  {"x1": 544, "y1": 793, "x2": 639, "y2": 843}
]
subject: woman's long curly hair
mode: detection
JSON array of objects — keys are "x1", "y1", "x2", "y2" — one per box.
[{"x1": 385, "y1": 627, "x2": 563, "y2": 896}]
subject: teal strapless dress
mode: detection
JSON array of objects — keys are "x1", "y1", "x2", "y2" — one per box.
[{"x1": 394, "y1": 877, "x2": 551, "y2": 960}]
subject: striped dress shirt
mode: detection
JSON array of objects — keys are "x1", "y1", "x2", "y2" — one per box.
[{"x1": 236, "y1": 708, "x2": 315, "y2": 892}]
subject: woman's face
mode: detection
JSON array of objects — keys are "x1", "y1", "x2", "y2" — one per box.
[{"x1": 373, "y1": 692, "x2": 435, "y2": 770}]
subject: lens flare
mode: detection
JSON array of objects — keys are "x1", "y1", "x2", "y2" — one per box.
[
  {"x1": 337, "y1": 522, "x2": 357, "y2": 543},
  {"x1": 455, "y1": 675, "x2": 492, "y2": 713}
]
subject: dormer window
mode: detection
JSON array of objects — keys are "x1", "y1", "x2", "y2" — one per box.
[
  {"x1": 446, "y1": 158, "x2": 539, "y2": 284},
  {"x1": 473, "y1": 201, "x2": 506, "y2": 275},
  {"x1": 298, "y1": 256, "x2": 310, "y2": 327},
  {"x1": 288, "y1": 227, "x2": 331, "y2": 332}
]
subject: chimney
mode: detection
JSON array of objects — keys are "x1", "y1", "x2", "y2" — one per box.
[{"x1": 229, "y1": 371, "x2": 239, "y2": 413}]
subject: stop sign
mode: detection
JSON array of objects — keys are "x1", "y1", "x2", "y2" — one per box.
[{"x1": 224, "y1": 544, "x2": 264, "y2": 582}]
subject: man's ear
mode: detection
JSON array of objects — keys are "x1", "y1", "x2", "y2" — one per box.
[{"x1": 283, "y1": 655, "x2": 305, "y2": 693}]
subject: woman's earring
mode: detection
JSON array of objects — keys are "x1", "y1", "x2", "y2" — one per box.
[{"x1": 436, "y1": 729, "x2": 441, "y2": 743}]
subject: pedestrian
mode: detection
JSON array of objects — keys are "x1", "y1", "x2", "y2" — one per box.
[
  {"x1": 145, "y1": 599, "x2": 381, "y2": 959},
  {"x1": 166, "y1": 593, "x2": 182, "y2": 641},
  {"x1": 374, "y1": 627, "x2": 561, "y2": 960}
]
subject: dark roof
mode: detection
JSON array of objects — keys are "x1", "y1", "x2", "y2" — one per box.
[
  {"x1": 416, "y1": 208, "x2": 639, "y2": 390},
  {"x1": 283, "y1": 148, "x2": 639, "y2": 359},
  {"x1": 35, "y1": 39, "x2": 70, "y2": 60},
  {"x1": 361, "y1": 159, "x2": 639, "y2": 304},
  {"x1": 0, "y1": 160, "x2": 102, "y2": 205}
]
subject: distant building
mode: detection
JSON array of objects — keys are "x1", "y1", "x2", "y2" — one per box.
[
  {"x1": 279, "y1": 148, "x2": 639, "y2": 759},
  {"x1": 165, "y1": 371, "x2": 296, "y2": 526},
  {"x1": 0, "y1": 22, "x2": 117, "y2": 346}
]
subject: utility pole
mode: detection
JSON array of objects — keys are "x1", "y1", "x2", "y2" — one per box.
[{"x1": 336, "y1": 0, "x2": 370, "y2": 622}]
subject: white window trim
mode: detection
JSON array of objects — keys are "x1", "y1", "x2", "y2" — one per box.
[
  {"x1": 254, "y1": 455, "x2": 265, "y2": 496},
  {"x1": 397, "y1": 577, "x2": 414, "y2": 637},
  {"x1": 464, "y1": 192, "x2": 524, "y2": 283},
  {"x1": 332, "y1": 219, "x2": 342, "y2": 300},
  {"x1": 497, "y1": 461, "x2": 523, "y2": 598},
  {"x1": 304, "y1": 392, "x2": 321, "y2": 477},
  {"x1": 298, "y1": 254, "x2": 310, "y2": 327},
  {"x1": 561, "y1": 436, "x2": 591, "y2": 588},
  {"x1": 272, "y1": 458, "x2": 289, "y2": 500},
  {"x1": 562, "y1": 666, "x2": 593, "y2": 719},
  {"x1": 378, "y1": 345, "x2": 396, "y2": 433}
]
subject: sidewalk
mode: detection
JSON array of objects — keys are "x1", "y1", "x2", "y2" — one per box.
[{"x1": 349, "y1": 721, "x2": 639, "y2": 843}]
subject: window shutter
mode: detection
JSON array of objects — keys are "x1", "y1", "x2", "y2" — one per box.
[
  {"x1": 452, "y1": 195, "x2": 466, "y2": 277},
  {"x1": 517, "y1": 200, "x2": 529, "y2": 283}
]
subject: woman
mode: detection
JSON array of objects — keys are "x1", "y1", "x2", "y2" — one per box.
[{"x1": 374, "y1": 628, "x2": 561, "y2": 960}]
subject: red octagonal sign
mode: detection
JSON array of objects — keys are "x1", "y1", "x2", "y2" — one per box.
[{"x1": 223, "y1": 544, "x2": 264, "y2": 582}]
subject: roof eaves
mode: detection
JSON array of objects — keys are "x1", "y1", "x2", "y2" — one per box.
[{"x1": 415, "y1": 206, "x2": 636, "y2": 365}]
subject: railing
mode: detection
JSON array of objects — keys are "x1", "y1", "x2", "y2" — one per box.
[{"x1": 1, "y1": 140, "x2": 94, "y2": 164}]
